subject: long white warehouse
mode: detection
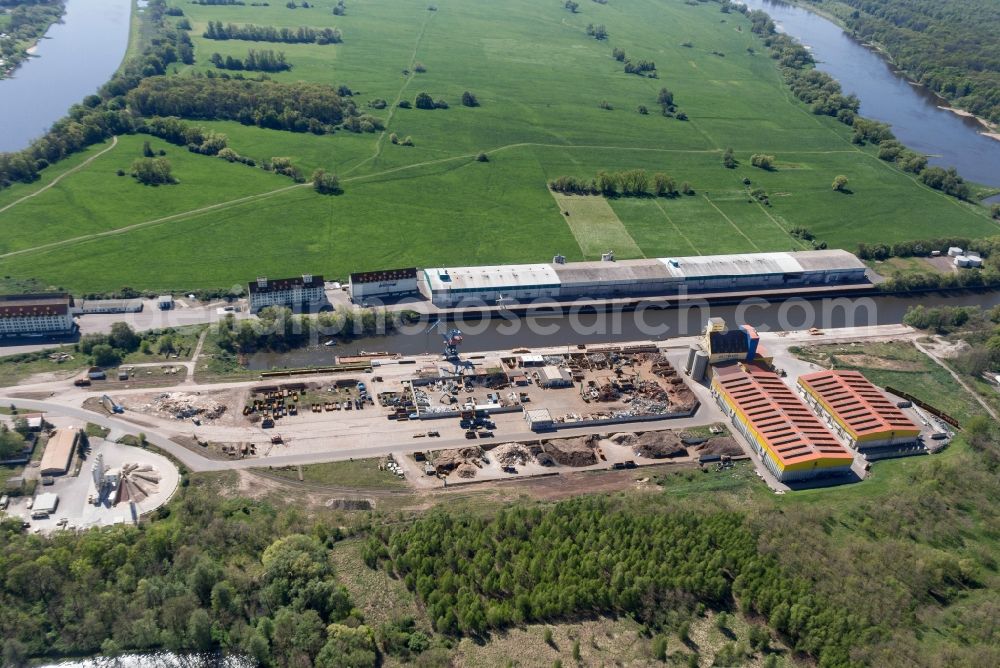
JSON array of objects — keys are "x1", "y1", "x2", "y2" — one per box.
[{"x1": 421, "y1": 250, "x2": 868, "y2": 307}]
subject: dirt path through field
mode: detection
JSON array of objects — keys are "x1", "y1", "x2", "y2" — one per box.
[{"x1": 0, "y1": 135, "x2": 119, "y2": 216}]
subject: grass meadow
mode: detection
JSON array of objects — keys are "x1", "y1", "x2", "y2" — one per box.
[{"x1": 0, "y1": 0, "x2": 997, "y2": 291}]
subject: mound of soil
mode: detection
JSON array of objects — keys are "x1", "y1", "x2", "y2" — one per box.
[
  {"x1": 634, "y1": 431, "x2": 685, "y2": 459},
  {"x1": 544, "y1": 436, "x2": 598, "y2": 467},
  {"x1": 455, "y1": 464, "x2": 478, "y2": 479},
  {"x1": 609, "y1": 432, "x2": 637, "y2": 445},
  {"x1": 432, "y1": 446, "x2": 483, "y2": 474},
  {"x1": 694, "y1": 437, "x2": 742, "y2": 458},
  {"x1": 536, "y1": 452, "x2": 556, "y2": 467}
]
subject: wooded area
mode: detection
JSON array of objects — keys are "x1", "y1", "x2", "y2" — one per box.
[
  {"x1": 127, "y1": 76, "x2": 349, "y2": 133},
  {"x1": 803, "y1": 0, "x2": 1000, "y2": 123}
]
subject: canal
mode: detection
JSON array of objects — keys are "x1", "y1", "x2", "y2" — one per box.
[{"x1": 245, "y1": 290, "x2": 1000, "y2": 369}]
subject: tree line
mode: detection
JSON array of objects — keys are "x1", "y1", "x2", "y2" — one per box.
[
  {"x1": 213, "y1": 307, "x2": 418, "y2": 354},
  {"x1": 858, "y1": 234, "x2": 1000, "y2": 261},
  {"x1": 203, "y1": 21, "x2": 342, "y2": 44},
  {"x1": 210, "y1": 49, "x2": 291, "y2": 72},
  {"x1": 127, "y1": 75, "x2": 349, "y2": 133},
  {"x1": 0, "y1": 0, "x2": 189, "y2": 192},
  {"x1": 549, "y1": 169, "x2": 691, "y2": 197},
  {"x1": 744, "y1": 8, "x2": 860, "y2": 127}
]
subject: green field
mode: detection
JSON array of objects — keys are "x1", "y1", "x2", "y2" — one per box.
[{"x1": 0, "y1": 0, "x2": 997, "y2": 292}]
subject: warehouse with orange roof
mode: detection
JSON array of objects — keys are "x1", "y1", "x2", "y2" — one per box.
[
  {"x1": 712, "y1": 363, "x2": 854, "y2": 482},
  {"x1": 797, "y1": 370, "x2": 920, "y2": 450}
]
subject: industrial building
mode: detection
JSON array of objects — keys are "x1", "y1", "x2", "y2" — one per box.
[
  {"x1": 248, "y1": 274, "x2": 326, "y2": 312},
  {"x1": 0, "y1": 293, "x2": 75, "y2": 337},
  {"x1": 39, "y1": 427, "x2": 80, "y2": 477},
  {"x1": 798, "y1": 370, "x2": 921, "y2": 449},
  {"x1": 712, "y1": 363, "x2": 854, "y2": 482},
  {"x1": 524, "y1": 408, "x2": 554, "y2": 431},
  {"x1": 421, "y1": 250, "x2": 867, "y2": 307},
  {"x1": 349, "y1": 268, "x2": 419, "y2": 302},
  {"x1": 702, "y1": 317, "x2": 761, "y2": 364},
  {"x1": 31, "y1": 492, "x2": 59, "y2": 519},
  {"x1": 423, "y1": 264, "x2": 561, "y2": 308},
  {"x1": 78, "y1": 298, "x2": 144, "y2": 314},
  {"x1": 536, "y1": 365, "x2": 573, "y2": 388}
]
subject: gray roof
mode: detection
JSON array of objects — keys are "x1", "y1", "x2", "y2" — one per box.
[
  {"x1": 552, "y1": 259, "x2": 671, "y2": 285},
  {"x1": 788, "y1": 249, "x2": 866, "y2": 272},
  {"x1": 660, "y1": 253, "x2": 802, "y2": 279},
  {"x1": 420, "y1": 250, "x2": 865, "y2": 294}
]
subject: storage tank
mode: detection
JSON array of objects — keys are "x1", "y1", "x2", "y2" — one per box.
[
  {"x1": 685, "y1": 346, "x2": 698, "y2": 374},
  {"x1": 967, "y1": 255, "x2": 983, "y2": 268},
  {"x1": 691, "y1": 351, "x2": 709, "y2": 381},
  {"x1": 948, "y1": 247, "x2": 964, "y2": 257},
  {"x1": 954, "y1": 256, "x2": 971, "y2": 268}
]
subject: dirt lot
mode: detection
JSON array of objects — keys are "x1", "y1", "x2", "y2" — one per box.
[{"x1": 116, "y1": 388, "x2": 248, "y2": 426}]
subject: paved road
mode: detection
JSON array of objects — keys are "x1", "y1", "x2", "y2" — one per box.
[
  {"x1": 0, "y1": 394, "x2": 728, "y2": 473},
  {"x1": 0, "y1": 323, "x2": 920, "y2": 475}
]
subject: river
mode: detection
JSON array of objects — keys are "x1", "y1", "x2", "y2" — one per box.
[
  {"x1": 0, "y1": 0, "x2": 132, "y2": 153},
  {"x1": 739, "y1": 0, "x2": 1000, "y2": 202}
]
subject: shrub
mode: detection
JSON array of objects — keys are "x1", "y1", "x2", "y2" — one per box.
[
  {"x1": 131, "y1": 157, "x2": 175, "y2": 185},
  {"x1": 750, "y1": 154, "x2": 775, "y2": 170},
  {"x1": 312, "y1": 169, "x2": 341, "y2": 195}
]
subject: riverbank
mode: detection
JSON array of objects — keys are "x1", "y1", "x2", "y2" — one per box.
[
  {"x1": 0, "y1": 0, "x2": 133, "y2": 153},
  {"x1": 0, "y1": 0, "x2": 66, "y2": 80},
  {"x1": 771, "y1": 0, "x2": 1000, "y2": 144}
]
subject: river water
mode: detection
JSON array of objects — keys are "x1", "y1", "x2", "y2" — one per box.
[
  {"x1": 245, "y1": 291, "x2": 1000, "y2": 369},
  {"x1": 740, "y1": 0, "x2": 1000, "y2": 201},
  {"x1": 0, "y1": 0, "x2": 132, "y2": 153}
]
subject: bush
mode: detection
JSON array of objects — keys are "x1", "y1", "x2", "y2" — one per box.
[
  {"x1": 461, "y1": 91, "x2": 479, "y2": 107},
  {"x1": 750, "y1": 154, "x2": 775, "y2": 170},
  {"x1": 312, "y1": 169, "x2": 341, "y2": 195},
  {"x1": 131, "y1": 157, "x2": 176, "y2": 185},
  {"x1": 397, "y1": 100, "x2": 411, "y2": 109},
  {"x1": 91, "y1": 344, "x2": 121, "y2": 367},
  {"x1": 414, "y1": 92, "x2": 435, "y2": 109},
  {"x1": 475, "y1": 152, "x2": 488, "y2": 162}
]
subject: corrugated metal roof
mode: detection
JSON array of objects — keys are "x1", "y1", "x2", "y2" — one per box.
[
  {"x1": 551, "y1": 259, "x2": 671, "y2": 284},
  {"x1": 788, "y1": 249, "x2": 867, "y2": 272},
  {"x1": 714, "y1": 364, "x2": 852, "y2": 468},
  {"x1": 424, "y1": 264, "x2": 560, "y2": 292},
  {"x1": 798, "y1": 370, "x2": 920, "y2": 438},
  {"x1": 422, "y1": 250, "x2": 866, "y2": 294},
  {"x1": 658, "y1": 252, "x2": 802, "y2": 278}
]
